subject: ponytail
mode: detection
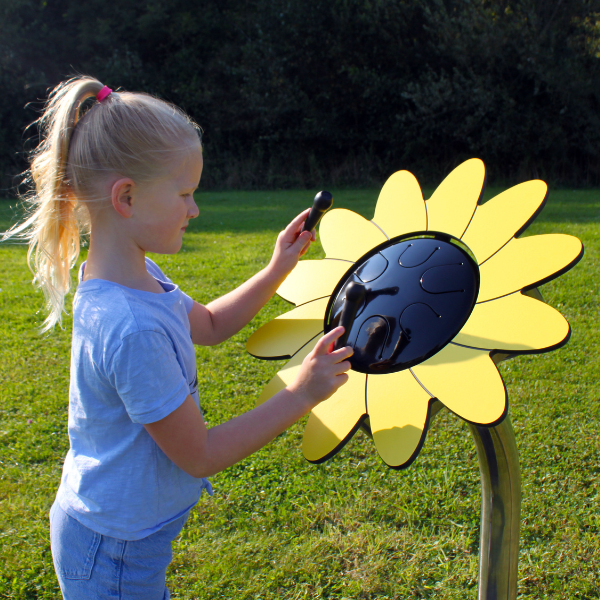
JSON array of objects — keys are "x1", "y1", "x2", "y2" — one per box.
[
  {"x1": 3, "y1": 76, "x2": 201, "y2": 331},
  {"x1": 3, "y1": 78, "x2": 102, "y2": 331}
]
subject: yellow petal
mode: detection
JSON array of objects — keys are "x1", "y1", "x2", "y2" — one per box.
[
  {"x1": 367, "y1": 370, "x2": 432, "y2": 468},
  {"x1": 302, "y1": 370, "x2": 367, "y2": 463},
  {"x1": 256, "y1": 335, "x2": 321, "y2": 406},
  {"x1": 461, "y1": 180, "x2": 548, "y2": 264},
  {"x1": 477, "y1": 234, "x2": 583, "y2": 303},
  {"x1": 319, "y1": 208, "x2": 387, "y2": 261},
  {"x1": 372, "y1": 170, "x2": 427, "y2": 238},
  {"x1": 454, "y1": 292, "x2": 570, "y2": 352},
  {"x1": 246, "y1": 298, "x2": 328, "y2": 359},
  {"x1": 426, "y1": 158, "x2": 485, "y2": 238},
  {"x1": 411, "y1": 344, "x2": 506, "y2": 425},
  {"x1": 277, "y1": 259, "x2": 351, "y2": 306}
]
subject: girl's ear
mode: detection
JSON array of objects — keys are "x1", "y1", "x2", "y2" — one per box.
[{"x1": 111, "y1": 178, "x2": 135, "y2": 218}]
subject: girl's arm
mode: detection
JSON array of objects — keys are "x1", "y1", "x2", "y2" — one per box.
[
  {"x1": 188, "y1": 209, "x2": 314, "y2": 346},
  {"x1": 144, "y1": 327, "x2": 352, "y2": 478}
]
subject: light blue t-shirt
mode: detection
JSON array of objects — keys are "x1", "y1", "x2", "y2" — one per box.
[{"x1": 56, "y1": 258, "x2": 212, "y2": 541}]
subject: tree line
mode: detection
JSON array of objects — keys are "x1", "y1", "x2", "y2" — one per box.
[{"x1": 2, "y1": 0, "x2": 600, "y2": 190}]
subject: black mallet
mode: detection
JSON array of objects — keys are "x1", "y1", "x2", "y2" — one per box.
[
  {"x1": 334, "y1": 281, "x2": 366, "y2": 350},
  {"x1": 302, "y1": 191, "x2": 333, "y2": 232}
]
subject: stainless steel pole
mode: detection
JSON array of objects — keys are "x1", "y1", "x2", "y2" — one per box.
[
  {"x1": 467, "y1": 417, "x2": 521, "y2": 600},
  {"x1": 427, "y1": 401, "x2": 521, "y2": 599}
]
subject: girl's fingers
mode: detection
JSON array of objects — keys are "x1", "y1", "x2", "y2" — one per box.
[
  {"x1": 335, "y1": 373, "x2": 350, "y2": 387},
  {"x1": 299, "y1": 241, "x2": 311, "y2": 257},
  {"x1": 314, "y1": 327, "x2": 345, "y2": 355},
  {"x1": 330, "y1": 345, "x2": 354, "y2": 363},
  {"x1": 285, "y1": 208, "x2": 311, "y2": 238},
  {"x1": 315, "y1": 328, "x2": 355, "y2": 361},
  {"x1": 293, "y1": 230, "x2": 313, "y2": 254},
  {"x1": 335, "y1": 360, "x2": 352, "y2": 375},
  {"x1": 278, "y1": 209, "x2": 312, "y2": 253}
]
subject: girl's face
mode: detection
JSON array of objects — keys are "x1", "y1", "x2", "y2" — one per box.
[{"x1": 132, "y1": 146, "x2": 203, "y2": 255}]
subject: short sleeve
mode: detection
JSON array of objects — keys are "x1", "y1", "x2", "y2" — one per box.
[
  {"x1": 109, "y1": 330, "x2": 190, "y2": 424},
  {"x1": 180, "y1": 291, "x2": 194, "y2": 313}
]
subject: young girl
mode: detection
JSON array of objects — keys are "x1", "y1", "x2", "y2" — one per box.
[{"x1": 4, "y1": 76, "x2": 352, "y2": 599}]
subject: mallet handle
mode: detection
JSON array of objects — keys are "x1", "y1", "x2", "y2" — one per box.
[
  {"x1": 335, "y1": 281, "x2": 366, "y2": 350},
  {"x1": 302, "y1": 191, "x2": 333, "y2": 232}
]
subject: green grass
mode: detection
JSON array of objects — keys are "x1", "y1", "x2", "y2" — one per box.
[{"x1": 0, "y1": 186, "x2": 599, "y2": 599}]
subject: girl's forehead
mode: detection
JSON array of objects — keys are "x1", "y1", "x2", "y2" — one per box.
[{"x1": 170, "y1": 146, "x2": 203, "y2": 185}]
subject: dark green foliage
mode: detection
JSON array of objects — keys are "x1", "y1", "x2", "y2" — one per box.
[{"x1": 1, "y1": 0, "x2": 600, "y2": 189}]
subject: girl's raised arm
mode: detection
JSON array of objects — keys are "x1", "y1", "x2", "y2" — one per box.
[{"x1": 188, "y1": 208, "x2": 315, "y2": 346}]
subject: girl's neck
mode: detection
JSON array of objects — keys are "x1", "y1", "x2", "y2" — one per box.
[{"x1": 84, "y1": 229, "x2": 164, "y2": 294}]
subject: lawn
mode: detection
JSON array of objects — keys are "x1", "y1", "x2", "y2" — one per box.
[{"x1": 0, "y1": 183, "x2": 598, "y2": 599}]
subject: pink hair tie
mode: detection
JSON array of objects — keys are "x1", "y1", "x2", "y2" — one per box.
[{"x1": 96, "y1": 86, "x2": 112, "y2": 102}]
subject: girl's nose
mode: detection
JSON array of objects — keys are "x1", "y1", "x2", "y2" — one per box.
[{"x1": 187, "y1": 197, "x2": 199, "y2": 219}]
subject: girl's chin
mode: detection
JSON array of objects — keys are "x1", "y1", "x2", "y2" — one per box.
[{"x1": 143, "y1": 241, "x2": 183, "y2": 255}]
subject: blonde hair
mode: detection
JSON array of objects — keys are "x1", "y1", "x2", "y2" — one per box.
[{"x1": 2, "y1": 76, "x2": 201, "y2": 331}]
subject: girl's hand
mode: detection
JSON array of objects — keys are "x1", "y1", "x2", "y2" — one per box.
[
  {"x1": 287, "y1": 327, "x2": 353, "y2": 409},
  {"x1": 268, "y1": 208, "x2": 316, "y2": 279}
]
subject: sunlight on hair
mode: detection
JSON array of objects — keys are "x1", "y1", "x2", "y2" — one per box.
[{"x1": 2, "y1": 76, "x2": 202, "y2": 331}]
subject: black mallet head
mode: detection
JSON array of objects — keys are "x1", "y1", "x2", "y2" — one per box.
[{"x1": 302, "y1": 191, "x2": 334, "y2": 232}]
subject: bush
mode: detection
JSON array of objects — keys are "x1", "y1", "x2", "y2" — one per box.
[{"x1": 1, "y1": 0, "x2": 600, "y2": 190}]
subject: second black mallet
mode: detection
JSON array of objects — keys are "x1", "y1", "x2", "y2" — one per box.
[{"x1": 334, "y1": 281, "x2": 366, "y2": 350}]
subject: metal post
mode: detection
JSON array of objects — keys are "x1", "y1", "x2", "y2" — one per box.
[
  {"x1": 427, "y1": 401, "x2": 521, "y2": 599},
  {"x1": 467, "y1": 418, "x2": 521, "y2": 600}
]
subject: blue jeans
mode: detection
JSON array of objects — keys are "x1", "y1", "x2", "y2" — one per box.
[{"x1": 50, "y1": 502, "x2": 189, "y2": 600}]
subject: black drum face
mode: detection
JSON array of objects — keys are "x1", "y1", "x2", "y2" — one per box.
[{"x1": 326, "y1": 236, "x2": 480, "y2": 374}]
